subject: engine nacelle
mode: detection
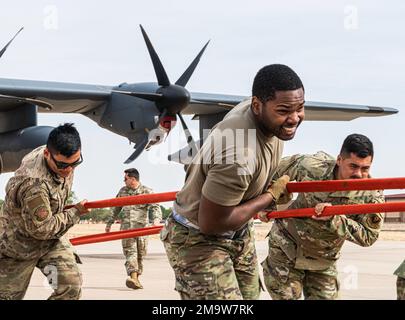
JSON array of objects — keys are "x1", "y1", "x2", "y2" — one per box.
[{"x1": 0, "y1": 126, "x2": 54, "y2": 173}]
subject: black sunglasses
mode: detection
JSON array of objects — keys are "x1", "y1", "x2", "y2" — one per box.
[{"x1": 50, "y1": 152, "x2": 83, "y2": 169}]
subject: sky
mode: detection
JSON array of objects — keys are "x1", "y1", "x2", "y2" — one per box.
[{"x1": 0, "y1": 0, "x2": 404, "y2": 203}]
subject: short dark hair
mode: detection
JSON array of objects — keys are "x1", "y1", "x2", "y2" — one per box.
[
  {"x1": 252, "y1": 64, "x2": 304, "y2": 102},
  {"x1": 47, "y1": 123, "x2": 81, "y2": 157},
  {"x1": 340, "y1": 134, "x2": 374, "y2": 159},
  {"x1": 125, "y1": 168, "x2": 139, "y2": 181}
]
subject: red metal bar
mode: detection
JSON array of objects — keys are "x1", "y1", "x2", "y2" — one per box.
[
  {"x1": 265, "y1": 201, "x2": 404, "y2": 220},
  {"x1": 65, "y1": 191, "x2": 178, "y2": 210},
  {"x1": 66, "y1": 177, "x2": 405, "y2": 211},
  {"x1": 286, "y1": 177, "x2": 405, "y2": 193},
  {"x1": 70, "y1": 225, "x2": 163, "y2": 246},
  {"x1": 67, "y1": 177, "x2": 405, "y2": 246},
  {"x1": 84, "y1": 192, "x2": 177, "y2": 209},
  {"x1": 70, "y1": 202, "x2": 404, "y2": 246}
]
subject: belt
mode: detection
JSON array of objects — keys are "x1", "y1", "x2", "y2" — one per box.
[
  {"x1": 172, "y1": 211, "x2": 200, "y2": 230},
  {"x1": 171, "y1": 209, "x2": 249, "y2": 240}
]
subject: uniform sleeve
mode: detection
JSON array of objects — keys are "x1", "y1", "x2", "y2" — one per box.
[
  {"x1": 148, "y1": 203, "x2": 162, "y2": 221},
  {"x1": 139, "y1": 186, "x2": 162, "y2": 222},
  {"x1": 272, "y1": 154, "x2": 305, "y2": 182},
  {"x1": 328, "y1": 191, "x2": 385, "y2": 247},
  {"x1": 143, "y1": 187, "x2": 162, "y2": 221},
  {"x1": 19, "y1": 180, "x2": 81, "y2": 240},
  {"x1": 106, "y1": 189, "x2": 124, "y2": 228},
  {"x1": 202, "y1": 161, "x2": 253, "y2": 206}
]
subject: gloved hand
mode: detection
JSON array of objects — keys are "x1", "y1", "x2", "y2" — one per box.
[
  {"x1": 277, "y1": 189, "x2": 293, "y2": 205},
  {"x1": 74, "y1": 199, "x2": 91, "y2": 215},
  {"x1": 266, "y1": 175, "x2": 292, "y2": 205},
  {"x1": 258, "y1": 211, "x2": 270, "y2": 223},
  {"x1": 311, "y1": 202, "x2": 333, "y2": 221}
]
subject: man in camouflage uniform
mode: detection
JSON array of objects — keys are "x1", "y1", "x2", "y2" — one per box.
[
  {"x1": 0, "y1": 123, "x2": 90, "y2": 300},
  {"x1": 162, "y1": 64, "x2": 305, "y2": 300},
  {"x1": 394, "y1": 260, "x2": 405, "y2": 300},
  {"x1": 260, "y1": 134, "x2": 384, "y2": 300},
  {"x1": 105, "y1": 168, "x2": 162, "y2": 290}
]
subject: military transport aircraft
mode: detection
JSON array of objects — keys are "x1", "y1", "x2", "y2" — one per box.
[{"x1": 0, "y1": 25, "x2": 398, "y2": 173}]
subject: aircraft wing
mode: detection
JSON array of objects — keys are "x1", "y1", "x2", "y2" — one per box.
[
  {"x1": 0, "y1": 78, "x2": 111, "y2": 113},
  {"x1": 186, "y1": 92, "x2": 398, "y2": 121},
  {"x1": 0, "y1": 77, "x2": 400, "y2": 170},
  {"x1": 0, "y1": 79, "x2": 398, "y2": 121}
]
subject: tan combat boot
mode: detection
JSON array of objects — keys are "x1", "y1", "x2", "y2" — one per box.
[{"x1": 126, "y1": 272, "x2": 143, "y2": 289}]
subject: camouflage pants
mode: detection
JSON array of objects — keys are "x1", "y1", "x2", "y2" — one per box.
[
  {"x1": 0, "y1": 240, "x2": 82, "y2": 300},
  {"x1": 121, "y1": 222, "x2": 148, "y2": 276},
  {"x1": 262, "y1": 238, "x2": 339, "y2": 300},
  {"x1": 161, "y1": 216, "x2": 260, "y2": 300},
  {"x1": 397, "y1": 276, "x2": 405, "y2": 300}
]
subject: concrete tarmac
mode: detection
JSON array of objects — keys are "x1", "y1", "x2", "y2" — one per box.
[{"x1": 24, "y1": 238, "x2": 405, "y2": 300}]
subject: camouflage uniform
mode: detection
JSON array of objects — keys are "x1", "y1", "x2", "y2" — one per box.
[
  {"x1": 161, "y1": 217, "x2": 259, "y2": 300},
  {"x1": 0, "y1": 146, "x2": 82, "y2": 300},
  {"x1": 162, "y1": 100, "x2": 284, "y2": 300},
  {"x1": 261, "y1": 151, "x2": 384, "y2": 300},
  {"x1": 394, "y1": 260, "x2": 405, "y2": 300},
  {"x1": 106, "y1": 184, "x2": 162, "y2": 276}
]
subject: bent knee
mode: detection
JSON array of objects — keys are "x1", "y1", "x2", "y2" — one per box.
[
  {"x1": 262, "y1": 259, "x2": 302, "y2": 300},
  {"x1": 49, "y1": 270, "x2": 82, "y2": 300}
]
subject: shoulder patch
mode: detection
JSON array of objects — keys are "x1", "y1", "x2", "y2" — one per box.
[
  {"x1": 26, "y1": 194, "x2": 47, "y2": 211},
  {"x1": 26, "y1": 194, "x2": 50, "y2": 221},
  {"x1": 34, "y1": 206, "x2": 50, "y2": 221}
]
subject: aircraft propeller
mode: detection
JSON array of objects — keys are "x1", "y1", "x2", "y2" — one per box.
[
  {"x1": 116, "y1": 25, "x2": 206, "y2": 164},
  {"x1": 0, "y1": 27, "x2": 53, "y2": 110},
  {"x1": 1, "y1": 26, "x2": 202, "y2": 163}
]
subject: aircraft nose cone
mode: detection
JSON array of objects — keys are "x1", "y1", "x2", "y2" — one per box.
[{"x1": 156, "y1": 84, "x2": 190, "y2": 114}]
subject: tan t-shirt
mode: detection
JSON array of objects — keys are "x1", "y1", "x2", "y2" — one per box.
[{"x1": 173, "y1": 99, "x2": 284, "y2": 226}]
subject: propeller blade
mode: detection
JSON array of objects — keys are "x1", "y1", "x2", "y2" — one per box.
[
  {"x1": 139, "y1": 25, "x2": 170, "y2": 87},
  {"x1": 175, "y1": 40, "x2": 210, "y2": 87},
  {"x1": 112, "y1": 90, "x2": 163, "y2": 102},
  {"x1": 0, "y1": 94, "x2": 53, "y2": 110},
  {"x1": 177, "y1": 113, "x2": 198, "y2": 157},
  {"x1": 0, "y1": 27, "x2": 24, "y2": 59},
  {"x1": 124, "y1": 135, "x2": 149, "y2": 164}
]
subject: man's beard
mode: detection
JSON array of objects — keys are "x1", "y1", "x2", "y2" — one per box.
[{"x1": 271, "y1": 120, "x2": 302, "y2": 141}]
